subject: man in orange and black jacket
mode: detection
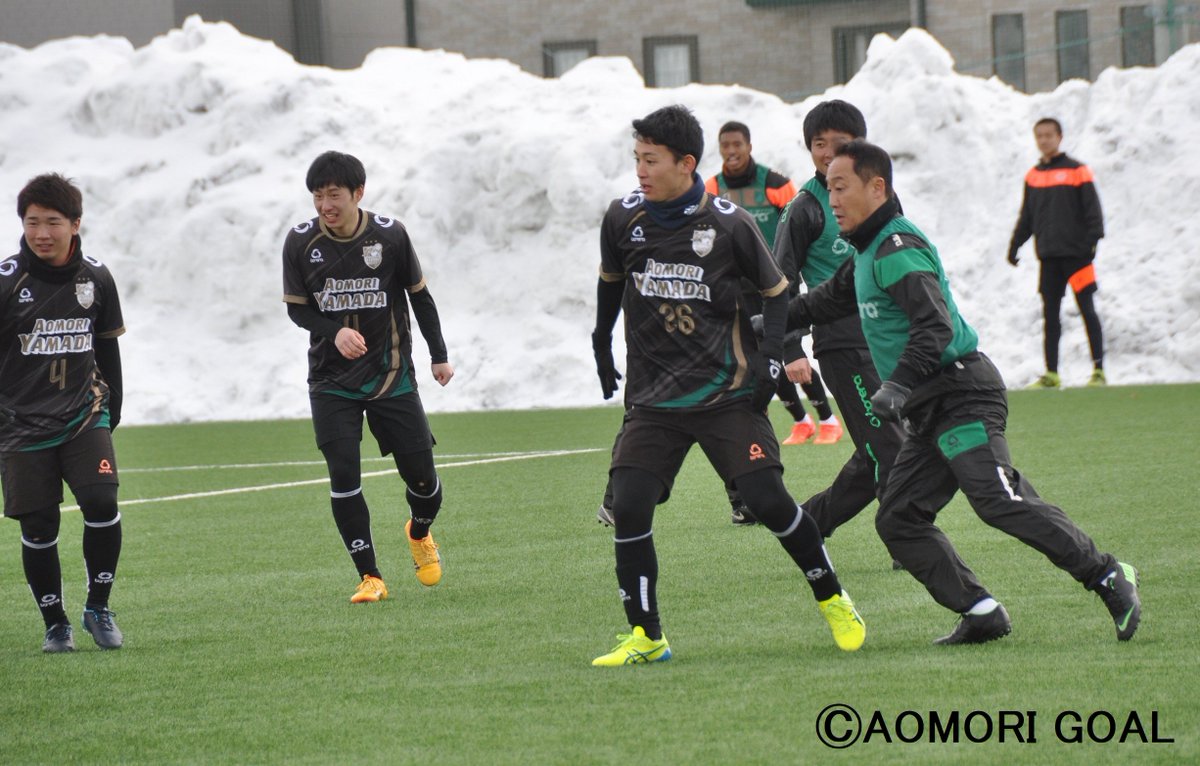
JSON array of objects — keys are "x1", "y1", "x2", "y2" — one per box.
[{"x1": 1007, "y1": 117, "x2": 1106, "y2": 389}]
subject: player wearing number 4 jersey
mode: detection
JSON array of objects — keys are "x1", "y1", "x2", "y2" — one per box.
[
  {"x1": 785, "y1": 140, "x2": 1139, "y2": 645},
  {"x1": 283, "y1": 151, "x2": 452, "y2": 604},
  {"x1": 1, "y1": 173, "x2": 126, "y2": 652},
  {"x1": 589, "y1": 105, "x2": 864, "y2": 666}
]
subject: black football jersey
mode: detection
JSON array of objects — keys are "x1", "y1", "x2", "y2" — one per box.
[
  {"x1": 0, "y1": 240, "x2": 125, "y2": 451},
  {"x1": 282, "y1": 211, "x2": 427, "y2": 399},
  {"x1": 599, "y1": 191, "x2": 787, "y2": 409}
]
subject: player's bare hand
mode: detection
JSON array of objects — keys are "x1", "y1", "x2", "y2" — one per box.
[
  {"x1": 432, "y1": 361, "x2": 454, "y2": 386},
  {"x1": 334, "y1": 327, "x2": 368, "y2": 360},
  {"x1": 785, "y1": 358, "x2": 812, "y2": 384}
]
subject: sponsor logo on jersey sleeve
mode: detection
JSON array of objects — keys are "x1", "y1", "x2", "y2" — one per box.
[
  {"x1": 691, "y1": 228, "x2": 716, "y2": 257},
  {"x1": 373, "y1": 214, "x2": 395, "y2": 228},
  {"x1": 621, "y1": 190, "x2": 645, "y2": 209},
  {"x1": 712, "y1": 197, "x2": 736, "y2": 214},
  {"x1": 293, "y1": 220, "x2": 314, "y2": 234},
  {"x1": 83, "y1": 254, "x2": 102, "y2": 267},
  {"x1": 362, "y1": 243, "x2": 383, "y2": 270},
  {"x1": 76, "y1": 281, "x2": 95, "y2": 309},
  {"x1": 0, "y1": 258, "x2": 17, "y2": 277}
]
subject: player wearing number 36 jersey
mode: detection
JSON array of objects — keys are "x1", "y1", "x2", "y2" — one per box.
[
  {"x1": 589, "y1": 106, "x2": 865, "y2": 667},
  {"x1": 599, "y1": 173, "x2": 783, "y2": 409}
]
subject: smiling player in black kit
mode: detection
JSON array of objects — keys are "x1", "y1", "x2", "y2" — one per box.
[
  {"x1": 589, "y1": 105, "x2": 865, "y2": 666},
  {"x1": 1, "y1": 173, "x2": 127, "y2": 652},
  {"x1": 283, "y1": 151, "x2": 452, "y2": 604}
]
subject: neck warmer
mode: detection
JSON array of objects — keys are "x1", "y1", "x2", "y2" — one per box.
[
  {"x1": 642, "y1": 173, "x2": 705, "y2": 230},
  {"x1": 21, "y1": 235, "x2": 82, "y2": 284}
]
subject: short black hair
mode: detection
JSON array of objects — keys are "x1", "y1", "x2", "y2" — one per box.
[
  {"x1": 632, "y1": 104, "x2": 704, "y2": 164},
  {"x1": 718, "y1": 121, "x2": 750, "y2": 142},
  {"x1": 306, "y1": 151, "x2": 366, "y2": 192},
  {"x1": 1034, "y1": 117, "x2": 1063, "y2": 136},
  {"x1": 834, "y1": 139, "x2": 893, "y2": 197},
  {"x1": 17, "y1": 173, "x2": 82, "y2": 221},
  {"x1": 802, "y1": 100, "x2": 867, "y2": 149}
]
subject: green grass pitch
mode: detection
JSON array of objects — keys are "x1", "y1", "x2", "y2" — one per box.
[{"x1": 0, "y1": 384, "x2": 1195, "y2": 764}]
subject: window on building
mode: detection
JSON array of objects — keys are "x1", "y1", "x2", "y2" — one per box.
[
  {"x1": 832, "y1": 22, "x2": 909, "y2": 83},
  {"x1": 1056, "y1": 10, "x2": 1090, "y2": 82},
  {"x1": 543, "y1": 40, "x2": 597, "y2": 77},
  {"x1": 991, "y1": 13, "x2": 1026, "y2": 91},
  {"x1": 643, "y1": 36, "x2": 699, "y2": 87},
  {"x1": 1121, "y1": 6, "x2": 1156, "y2": 66}
]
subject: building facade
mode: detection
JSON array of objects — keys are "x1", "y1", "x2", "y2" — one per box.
[{"x1": 3, "y1": 0, "x2": 1196, "y2": 97}]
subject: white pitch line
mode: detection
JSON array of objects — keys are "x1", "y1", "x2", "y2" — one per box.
[
  {"x1": 62, "y1": 448, "x2": 603, "y2": 511},
  {"x1": 118, "y1": 450, "x2": 582, "y2": 474}
]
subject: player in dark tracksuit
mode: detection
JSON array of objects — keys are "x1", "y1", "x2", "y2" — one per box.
[
  {"x1": 1007, "y1": 118, "x2": 1105, "y2": 388},
  {"x1": 588, "y1": 106, "x2": 864, "y2": 665},
  {"x1": 1, "y1": 173, "x2": 126, "y2": 652},
  {"x1": 773, "y1": 101, "x2": 904, "y2": 550},
  {"x1": 786, "y1": 140, "x2": 1141, "y2": 645}
]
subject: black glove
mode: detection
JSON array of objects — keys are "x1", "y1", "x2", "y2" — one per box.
[
  {"x1": 870, "y1": 380, "x2": 911, "y2": 421},
  {"x1": 591, "y1": 330, "x2": 622, "y2": 400},
  {"x1": 1006, "y1": 248, "x2": 1020, "y2": 266},
  {"x1": 751, "y1": 341, "x2": 783, "y2": 412}
]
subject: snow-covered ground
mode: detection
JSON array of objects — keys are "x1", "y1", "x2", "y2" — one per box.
[{"x1": 1, "y1": 17, "x2": 1196, "y2": 424}]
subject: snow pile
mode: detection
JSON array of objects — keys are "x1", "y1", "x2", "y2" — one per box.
[{"x1": 0, "y1": 18, "x2": 1196, "y2": 424}]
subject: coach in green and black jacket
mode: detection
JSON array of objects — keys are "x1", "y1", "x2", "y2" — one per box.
[{"x1": 786, "y1": 139, "x2": 1138, "y2": 646}]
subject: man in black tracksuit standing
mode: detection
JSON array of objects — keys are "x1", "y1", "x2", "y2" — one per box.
[
  {"x1": 774, "y1": 101, "x2": 905, "y2": 556},
  {"x1": 1007, "y1": 118, "x2": 1106, "y2": 389},
  {"x1": 787, "y1": 139, "x2": 1141, "y2": 645}
]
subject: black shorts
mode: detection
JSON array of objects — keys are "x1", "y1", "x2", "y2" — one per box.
[
  {"x1": 1, "y1": 426, "x2": 118, "y2": 517},
  {"x1": 310, "y1": 392, "x2": 434, "y2": 456},
  {"x1": 610, "y1": 402, "x2": 782, "y2": 497},
  {"x1": 1039, "y1": 256, "x2": 1098, "y2": 297}
]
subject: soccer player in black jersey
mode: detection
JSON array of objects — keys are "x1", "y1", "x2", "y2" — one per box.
[
  {"x1": 283, "y1": 151, "x2": 452, "y2": 604},
  {"x1": 589, "y1": 105, "x2": 865, "y2": 666},
  {"x1": 1, "y1": 174, "x2": 126, "y2": 652}
]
